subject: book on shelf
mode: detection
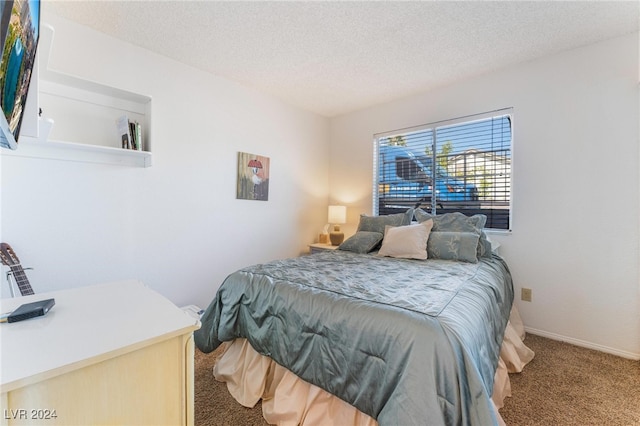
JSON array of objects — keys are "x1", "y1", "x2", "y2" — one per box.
[
  {"x1": 135, "y1": 122, "x2": 143, "y2": 151},
  {"x1": 116, "y1": 115, "x2": 143, "y2": 151}
]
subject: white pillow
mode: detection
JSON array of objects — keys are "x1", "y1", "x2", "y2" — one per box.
[{"x1": 377, "y1": 219, "x2": 434, "y2": 260}]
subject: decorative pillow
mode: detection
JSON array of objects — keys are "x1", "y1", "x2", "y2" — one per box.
[
  {"x1": 415, "y1": 209, "x2": 492, "y2": 258},
  {"x1": 427, "y1": 231, "x2": 480, "y2": 263},
  {"x1": 377, "y1": 220, "x2": 433, "y2": 260},
  {"x1": 357, "y1": 208, "x2": 414, "y2": 234},
  {"x1": 401, "y1": 207, "x2": 415, "y2": 225},
  {"x1": 338, "y1": 231, "x2": 384, "y2": 254},
  {"x1": 414, "y1": 209, "x2": 486, "y2": 232},
  {"x1": 477, "y1": 231, "x2": 493, "y2": 258}
]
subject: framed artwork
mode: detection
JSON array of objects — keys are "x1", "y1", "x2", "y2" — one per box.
[{"x1": 237, "y1": 152, "x2": 270, "y2": 201}]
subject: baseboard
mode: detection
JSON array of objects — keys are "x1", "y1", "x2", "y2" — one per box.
[{"x1": 524, "y1": 327, "x2": 640, "y2": 361}]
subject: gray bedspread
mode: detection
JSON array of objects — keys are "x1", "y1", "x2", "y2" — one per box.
[{"x1": 195, "y1": 250, "x2": 513, "y2": 426}]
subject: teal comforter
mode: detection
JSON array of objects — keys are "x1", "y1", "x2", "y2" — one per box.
[{"x1": 195, "y1": 251, "x2": 513, "y2": 425}]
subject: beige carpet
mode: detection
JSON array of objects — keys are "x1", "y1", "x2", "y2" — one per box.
[
  {"x1": 194, "y1": 334, "x2": 640, "y2": 425},
  {"x1": 194, "y1": 343, "x2": 268, "y2": 426},
  {"x1": 500, "y1": 334, "x2": 640, "y2": 426}
]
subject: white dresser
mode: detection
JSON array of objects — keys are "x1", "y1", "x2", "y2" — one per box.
[{"x1": 0, "y1": 280, "x2": 200, "y2": 425}]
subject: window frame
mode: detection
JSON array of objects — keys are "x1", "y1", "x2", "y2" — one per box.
[{"x1": 373, "y1": 108, "x2": 513, "y2": 231}]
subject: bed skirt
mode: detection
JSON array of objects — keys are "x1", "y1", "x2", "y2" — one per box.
[{"x1": 210, "y1": 306, "x2": 534, "y2": 426}]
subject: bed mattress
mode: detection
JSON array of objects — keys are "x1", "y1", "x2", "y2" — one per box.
[{"x1": 195, "y1": 250, "x2": 514, "y2": 425}]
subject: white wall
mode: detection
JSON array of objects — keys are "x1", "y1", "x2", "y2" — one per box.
[
  {"x1": 0, "y1": 13, "x2": 330, "y2": 308},
  {"x1": 329, "y1": 33, "x2": 640, "y2": 359}
]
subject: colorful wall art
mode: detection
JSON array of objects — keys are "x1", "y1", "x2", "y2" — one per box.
[{"x1": 237, "y1": 152, "x2": 270, "y2": 201}]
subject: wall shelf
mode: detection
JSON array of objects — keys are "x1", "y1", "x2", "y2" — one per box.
[
  {"x1": 2, "y1": 137, "x2": 152, "y2": 167},
  {"x1": 10, "y1": 23, "x2": 154, "y2": 168}
]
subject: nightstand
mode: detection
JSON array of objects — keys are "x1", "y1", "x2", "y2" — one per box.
[{"x1": 309, "y1": 243, "x2": 339, "y2": 254}]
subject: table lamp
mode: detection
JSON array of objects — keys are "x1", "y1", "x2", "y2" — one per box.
[{"x1": 328, "y1": 205, "x2": 347, "y2": 246}]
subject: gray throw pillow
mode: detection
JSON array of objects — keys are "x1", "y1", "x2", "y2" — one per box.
[
  {"x1": 357, "y1": 208, "x2": 414, "y2": 234},
  {"x1": 414, "y1": 210, "x2": 486, "y2": 232},
  {"x1": 427, "y1": 231, "x2": 480, "y2": 263},
  {"x1": 415, "y1": 209, "x2": 492, "y2": 259},
  {"x1": 338, "y1": 231, "x2": 384, "y2": 254}
]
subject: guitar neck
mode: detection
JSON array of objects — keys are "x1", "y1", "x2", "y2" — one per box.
[{"x1": 9, "y1": 264, "x2": 34, "y2": 296}]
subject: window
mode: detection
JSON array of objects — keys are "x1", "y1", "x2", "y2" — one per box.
[{"x1": 374, "y1": 109, "x2": 512, "y2": 230}]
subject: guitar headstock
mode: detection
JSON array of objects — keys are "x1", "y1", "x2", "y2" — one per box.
[{"x1": 0, "y1": 243, "x2": 21, "y2": 267}]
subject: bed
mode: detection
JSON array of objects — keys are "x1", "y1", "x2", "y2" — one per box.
[{"x1": 194, "y1": 210, "x2": 534, "y2": 425}]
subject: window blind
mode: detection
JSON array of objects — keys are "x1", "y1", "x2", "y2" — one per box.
[{"x1": 374, "y1": 109, "x2": 512, "y2": 230}]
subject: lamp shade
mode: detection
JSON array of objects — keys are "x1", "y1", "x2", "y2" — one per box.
[{"x1": 328, "y1": 205, "x2": 346, "y2": 224}]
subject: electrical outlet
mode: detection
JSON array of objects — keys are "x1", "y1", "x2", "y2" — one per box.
[{"x1": 521, "y1": 288, "x2": 532, "y2": 302}]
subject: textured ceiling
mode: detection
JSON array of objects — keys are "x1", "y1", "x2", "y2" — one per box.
[{"x1": 43, "y1": 1, "x2": 640, "y2": 117}]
